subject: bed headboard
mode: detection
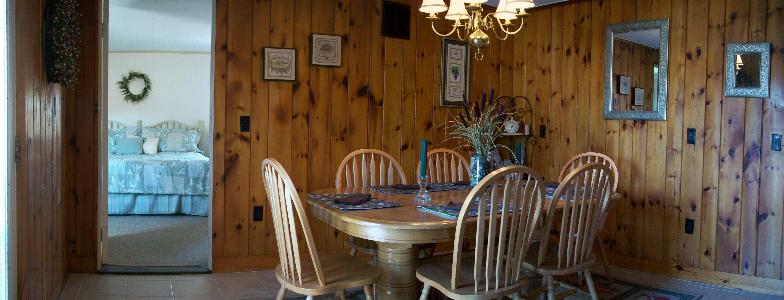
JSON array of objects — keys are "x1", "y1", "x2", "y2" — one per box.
[
  {"x1": 148, "y1": 120, "x2": 205, "y2": 131},
  {"x1": 108, "y1": 120, "x2": 142, "y2": 129}
]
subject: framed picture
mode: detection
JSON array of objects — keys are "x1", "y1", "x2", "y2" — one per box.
[
  {"x1": 263, "y1": 48, "x2": 296, "y2": 81},
  {"x1": 725, "y1": 42, "x2": 771, "y2": 98},
  {"x1": 633, "y1": 87, "x2": 644, "y2": 106},
  {"x1": 441, "y1": 38, "x2": 470, "y2": 107},
  {"x1": 310, "y1": 34, "x2": 341, "y2": 66},
  {"x1": 618, "y1": 75, "x2": 631, "y2": 95}
]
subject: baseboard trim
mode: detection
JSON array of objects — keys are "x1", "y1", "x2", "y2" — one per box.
[{"x1": 607, "y1": 253, "x2": 784, "y2": 296}]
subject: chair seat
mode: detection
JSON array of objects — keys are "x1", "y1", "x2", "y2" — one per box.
[
  {"x1": 523, "y1": 243, "x2": 596, "y2": 276},
  {"x1": 416, "y1": 254, "x2": 532, "y2": 299},
  {"x1": 276, "y1": 252, "x2": 380, "y2": 296}
]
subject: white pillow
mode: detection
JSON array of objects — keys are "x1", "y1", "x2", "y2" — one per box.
[{"x1": 143, "y1": 138, "x2": 159, "y2": 155}]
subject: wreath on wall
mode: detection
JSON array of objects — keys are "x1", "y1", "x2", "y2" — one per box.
[
  {"x1": 44, "y1": 0, "x2": 81, "y2": 88},
  {"x1": 117, "y1": 71, "x2": 152, "y2": 103}
]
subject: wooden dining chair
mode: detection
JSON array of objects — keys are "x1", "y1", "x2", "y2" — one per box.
[
  {"x1": 335, "y1": 149, "x2": 407, "y2": 189},
  {"x1": 416, "y1": 148, "x2": 470, "y2": 183},
  {"x1": 557, "y1": 152, "x2": 618, "y2": 283},
  {"x1": 262, "y1": 158, "x2": 380, "y2": 300},
  {"x1": 335, "y1": 149, "x2": 407, "y2": 256},
  {"x1": 528, "y1": 163, "x2": 615, "y2": 300},
  {"x1": 416, "y1": 166, "x2": 547, "y2": 300}
]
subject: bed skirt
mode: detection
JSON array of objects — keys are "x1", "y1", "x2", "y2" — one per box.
[{"x1": 108, "y1": 194, "x2": 210, "y2": 216}]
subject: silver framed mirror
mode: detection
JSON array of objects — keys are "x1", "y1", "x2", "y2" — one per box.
[
  {"x1": 725, "y1": 42, "x2": 771, "y2": 98},
  {"x1": 604, "y1": 18, "x2": 669, "y2": 121}
]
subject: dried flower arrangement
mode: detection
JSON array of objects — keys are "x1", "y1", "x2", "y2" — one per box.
[
  {"x1": 44, "y1": 0, "x2": 81, "y2": 88},
  {"x1": 447, "y1": 89, "x2": 517, "y2": 158}
]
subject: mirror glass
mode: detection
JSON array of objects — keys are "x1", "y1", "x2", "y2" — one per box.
[
  {"x1": 734, "y1": 53, "x2": 761, "y2": 88},
  {"x1": 604, "y1": 19, "x2": 669, "y2": 121}
]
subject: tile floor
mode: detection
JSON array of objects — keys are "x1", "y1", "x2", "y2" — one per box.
[{"x1": 59, "y1": 266, "x2": 783, "y2": 300}]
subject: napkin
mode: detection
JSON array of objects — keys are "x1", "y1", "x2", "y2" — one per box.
[
  {"x1": 333, "y1": 193, "x2": 372, "y2": 205},
  {"x1": 453, "y1": 181, "x2": 471, "y2": 186}
]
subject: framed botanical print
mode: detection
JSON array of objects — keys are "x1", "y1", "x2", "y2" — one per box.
[
  {"x1": 310, "y1": 34, "x2": 342, "y2": 67},
  {"x1": 441, "y1": 38, "x2": 470, "y2": 107},
  {"x1": 618, "y1": 75, "x2": 631, "y2": 95},
  {"x1": 263, "y1": 48, "x2": 296, "y2": 81},
  {"x1": 633, "y1": 87, "x2": 644, "y2": 106}
]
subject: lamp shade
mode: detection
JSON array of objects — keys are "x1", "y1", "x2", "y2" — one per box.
[
  {"x1": 495, "y1": 0, "x2": 517, "y2": 20},
  {"x1": 463, "y1": 0, "x2": 488, "y2": 3},
  {"x1": 419, "y1": 0, "x2": 448, "y2": 14},
  {"x1": 508, "y1": 0, "x2": 535, "y2": 10},
  {"x1": 445, "y1": 0, "x2": 470, "y2": 20}
]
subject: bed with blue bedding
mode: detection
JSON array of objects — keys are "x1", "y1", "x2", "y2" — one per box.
[{"x1": 108, "y1": 120, "x2": 210, "y2": 216}]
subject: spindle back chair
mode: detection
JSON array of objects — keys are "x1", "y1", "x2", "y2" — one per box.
[
  {"x1": 335, "y1": 149, "x2": 407, "y2": 189},
  {"x1": 417, "y1": 148, "x2": 470, "y2": 183}
]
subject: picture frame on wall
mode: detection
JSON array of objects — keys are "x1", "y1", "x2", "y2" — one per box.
[
  {"x1": 310, "y1": 34, "x2": 342, "y2": 67},
  {"x1": 618, "y1": 75, "x2": 631, "y2": 95},
  {"x1": 633, "y1": 87, "x2": 644, "y2": 106},
  {"x1": 441, "y1": 38, "x2": 470, "y2": 107},
  {"x1": 263, "y1": 47, "x2": 296, "y2": 81}
]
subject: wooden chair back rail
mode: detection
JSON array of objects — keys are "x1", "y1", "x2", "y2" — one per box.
[
  {"x1": 417, "y1": 148, "x2": 470, "y2": 183},
  {"x1": 558, "y1": 152, "x2": 619, "y2": 192},
  {"x1": 335, "y1": 149, "x2": 407, "y2": 189},
  {"x1": 542, "y1": 163, "x2": 615, "y2": 270},
  {"x1": 451, "y1": 166, "x2": 546, "y2": 292},
  {"x1": 263, "y1": 159, "x2": 325, "y2": 286}
]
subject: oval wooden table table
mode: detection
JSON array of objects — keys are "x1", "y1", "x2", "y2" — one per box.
[{"x1": 307, "y1": 187, "x2": 478, "y2": 300}]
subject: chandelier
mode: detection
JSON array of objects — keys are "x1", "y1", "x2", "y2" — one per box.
[{"x1": 419, "y1": 0, "x2": 534, "y2": 60}]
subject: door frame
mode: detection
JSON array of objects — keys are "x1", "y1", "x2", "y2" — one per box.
[
  {"x1": 97, "y1": 0, "x2": 216, "y2": 270},
  {"x1": 3, "y1": 0, "x2": 16, "y2": 297}
]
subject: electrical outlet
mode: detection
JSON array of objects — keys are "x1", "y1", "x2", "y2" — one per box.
[
  {"x1": 240, "y1": 116, "x2": 251, "y2": 132},
  {"x1": 539, "y1": 125, "x2": 546, "y2": 138},
  {"x1": 685, "y1": 218, "x2": 694, "y2": 234},
  {"x1": 773, "y1": 134, "x2": 782, "y2": 152},
  {"x1": 687, "y1": 128, "x2": 696, "y2": 145},
  {"x1": 253, "y1": 206, "x2": 263, "y2": 221}
]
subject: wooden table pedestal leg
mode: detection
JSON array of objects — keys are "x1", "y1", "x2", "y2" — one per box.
[{"x1": 375, "y1": 243, "x2": 420, "y2": 300}]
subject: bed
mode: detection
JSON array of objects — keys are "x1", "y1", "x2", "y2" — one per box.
[{"x1": 108, "y1": 120, "x2": 210, "y2": 216}]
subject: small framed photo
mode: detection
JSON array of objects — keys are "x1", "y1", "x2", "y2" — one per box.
[
  {"x1": 633, "y1": 87, "x2": 645, "y2": 106},
  {"x1": 618, "y1": 75, "x2": 631, "y2": 95},
  {"x1": 263, "y1": 48, "x2": 296, "y2": 81},
  {"x1": 441, "y1": 38, "x2": 470, "y2": 107},
  {"x1": 310, "y1": 34, "x2": 342, "y2": 67}
]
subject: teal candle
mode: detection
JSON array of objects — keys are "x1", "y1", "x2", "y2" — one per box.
[
  {"x1": 420, "y1": 139, "x2": 428, "y2": 179},
  {"x1": 515, "y1": 143, "x2": 522, "y2": 164}
]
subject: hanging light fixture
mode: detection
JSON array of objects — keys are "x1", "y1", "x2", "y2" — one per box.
[{"x1": 419, "y1": 0, "x2": 534, "y2": 60}]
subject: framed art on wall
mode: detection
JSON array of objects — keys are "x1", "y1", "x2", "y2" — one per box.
[
  {"x1": 441, "y1": 38, "x2": 470, "y2": 107},
  {"x1": 633, "y1": 87, "x2": 644, "y2": 106},
  {"x1": 310, "y1": 34, "x2": 341, "y2": 67},
  {"x1": 618, "y1": 75, "x2": 631, "y2": 95},
  {"x1": 263, "y1": 47, "x2": 296, "y2": 81}
]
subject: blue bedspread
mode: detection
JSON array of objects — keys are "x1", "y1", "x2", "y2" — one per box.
[{"x1": 108, "y1": 152, "x2": 210, "y2": 195}]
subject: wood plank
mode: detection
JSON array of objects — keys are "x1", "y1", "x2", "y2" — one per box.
[
  {"x1": 400, "y1": 4, "x2": 418, "y2": 186},
  {"x1": 249, "y1": 0, "x2": 271, "y2": 256},
  {"x1": 534, "y1": 8, "x2": 552, "y2": 179},
  {"x1": 346, "y1": 0, "x2": 370, "y2": 153},
  {"x1": 758, "y1": 0, "x2": 784, "y2": 279},
  {"x1": 698, "y1": 0, "x2": 725, "y2": 271},
  {"x1": 605, "y1": 0, "x2": 624, "y2": 255},
  {"x1": 548, "y1": 4, "x2": 563, "y2": 179},
  {"x1": 415, "y1": 8, "x2": 435, "y2": 177},
  {"x1": 716, "y1": 0, "x2": 749, "y2": 274},
  {"x1": 368, "y1": 0, "x2": 384, "y2": 151},
  {"x1": 329, "y1": 0, "x2": 351, "y2": 250},
  {"x1": 212, "y1": 0, "x2": 228, "y2": 258}
]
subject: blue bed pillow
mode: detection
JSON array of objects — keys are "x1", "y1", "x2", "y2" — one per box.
[
  {"x1": 156, "y1": 128, "x2": 202, "y2": 153},
  {"x1": 108, "y1": 127, "x2": 139, "y2": 154},
  {"x1": 114, "y1": 136, "x2": 144, "y2": 155}
]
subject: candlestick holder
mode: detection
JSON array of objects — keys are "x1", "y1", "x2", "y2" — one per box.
[{"x1": 414, "y1": 176, "x2": 432, "y2": 204}]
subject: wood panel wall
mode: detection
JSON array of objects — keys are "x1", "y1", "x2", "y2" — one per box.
[
  {"x1": 60, "y1": 0, "x2": 784, "y2": 294},
  {"x1": 14, "y1": 0, "x2": 69, "y2": 298},
  {"x1": 612, "y1": 39, "x2": 659, "y2": 111}
]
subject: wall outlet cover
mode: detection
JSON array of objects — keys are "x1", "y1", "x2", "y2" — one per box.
[
  {"x1": 253, "y1": 206, "x2": 263, "y2": 221},
  {"x1": 773, "y1": 133, "x2": 781, "y2": 151},
  {"x1": 685, "y1": 218, "x2": 694, "y2": 234},
  {"x1": 539, "y1": 125, "x2": 546, "y2": 138},
  {"x1": 687, "y1": 128, "x2": 696, "y2": 145},
  {"x1": 240, "y1": 116, "x2": 251, "y2": 132}
]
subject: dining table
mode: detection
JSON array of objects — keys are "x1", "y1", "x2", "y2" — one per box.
[{"x1": 306, "y1": 184, "x2": 615, "y2": 300}]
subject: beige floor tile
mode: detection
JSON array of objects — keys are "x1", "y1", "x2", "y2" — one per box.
[
  {"x1": 75, "y1": 295, "x2": 125, "y2": 300},
  {"x1": 216, "y1": 277, "x2": 268, "y2": 295},
  {"x1": 172, "y1": 279, "x2": 221, "y2": 296},
  {"x1": 220, "y1": 293, "x2": 270, "y2": 300},
  {"x1": 213, "y1": 272, "x2": 257, "y2": 279},
  {"x1": 127, "y1": 297, "x2": 175, "y2": 300},
  {"x1": 126, "y1": 280, "x2": 174, "y2": 297},
  {"x1": 79, "y1": 277, "x2": 127, "y2": 296},
  {"x1": 175, "y1": 295, "x2": 224, "y2": 300}
]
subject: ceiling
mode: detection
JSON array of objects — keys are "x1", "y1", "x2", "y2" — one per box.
[
  {"x1": 109, "y1": 0, "x2": 213, "y2": 52},
  {"x1": 107, "y1": 0, "x2": 566, "y2": 52},
  {"x1": 616, "y1": 29, "x2": 661, "y2": 49}
]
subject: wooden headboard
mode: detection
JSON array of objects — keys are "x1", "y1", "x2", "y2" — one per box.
[{"x1": 147, "y1": 120, "x2": 205, "y2": 131}]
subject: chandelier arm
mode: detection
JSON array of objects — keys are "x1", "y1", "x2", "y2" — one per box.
[
  {"x1": 493, "y1": 16, "x2": 525, "y2": 35},
  {"x1": 430, "y1": 20, "x2": 460, "y2": 37}
]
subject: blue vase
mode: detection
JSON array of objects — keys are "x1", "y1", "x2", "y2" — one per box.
[{"x1": 469, "y1": 153, "x2": 489, "y2": 186}]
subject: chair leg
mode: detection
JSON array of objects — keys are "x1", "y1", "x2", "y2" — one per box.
[
  {"x1": 545, "y1": 275, "x2": 555, "y2": 300},
  {"x1": 276, "y1": 286, "x2": 286, "y2": 300},
  {"x1": 364, "y1": 285, "x2": 374, "y2": 300},
  {"x1": 336, "y1": 289, "x2": 346, "y2": 300},
  {"x1": 419, "y1": 283, "x2": 431, "y2": 300},
  {"x1": 348, "y1": 236, "x2": 358, "y2": 257},
  {"x1": 305, "y1": 296, "x2": 314, "y2": 300},
  {"x1": 584, "y1": 270, "x2": 599, "y2": 300},
  {"x1": 597, "y1": 239, "x2": 613, "y2": 284}
]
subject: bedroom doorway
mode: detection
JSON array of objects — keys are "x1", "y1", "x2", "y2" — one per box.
[{"x1": 99, "y1": 0, "x2": 214, "y2": 271}]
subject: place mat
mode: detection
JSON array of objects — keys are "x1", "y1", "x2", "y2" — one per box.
[
  {"x1": 371, "y1": 182, "x2": 473, "y2": 195},
  {"x1": 418, "y1": 200, "x2": 508, "y2": 220},
  {"x1": 308, "y1": 193, "x2": 400, "y2": 211},
  {"x1": 544, "y1": 181, "x2": 601, "y2": 200}
]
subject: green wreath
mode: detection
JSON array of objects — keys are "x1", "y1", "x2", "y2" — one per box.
[{"x1": 117, "y1": 71, "x2": 152, "y2": 103}]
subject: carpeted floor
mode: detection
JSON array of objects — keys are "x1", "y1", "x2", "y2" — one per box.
[{"x1": 106, "y1": 215, "x2": 209, "y2": 267}]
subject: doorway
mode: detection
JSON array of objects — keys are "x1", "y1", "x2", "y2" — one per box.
[{"x1": 99, "y1": 0, "x2": 214, "y2": 271}]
